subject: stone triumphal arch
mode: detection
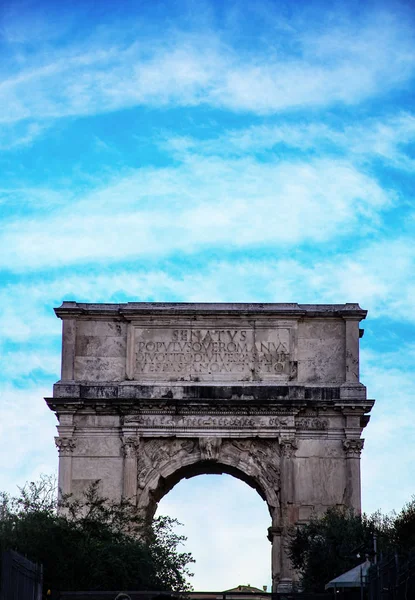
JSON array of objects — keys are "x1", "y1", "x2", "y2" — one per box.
[{"x1": 46, "y1": 302, "x2": 374, "y2": 591}]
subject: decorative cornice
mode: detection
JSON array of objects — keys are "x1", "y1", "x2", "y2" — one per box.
[
  {"x1": 55, "y1": 436, "x2": 76, "y2": 456},
  {"x1": 54, "y1": 301, "x2": 367, "y2": 320},
  {"x1": 343, "y1": 438, "x2": 364, "y2": 457},
  {"x1": 49, "y1": 384, "x2": 375, "y2": 408}
]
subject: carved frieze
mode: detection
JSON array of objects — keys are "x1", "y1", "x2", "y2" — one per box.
[
  {"x1": 123, "y1": 414, "x2": 290, "y2": 430},
  {"x1": 296, "y1": 418, "x2": 328, "y2": 430}
]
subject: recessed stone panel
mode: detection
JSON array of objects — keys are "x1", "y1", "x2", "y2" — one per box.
[
  {"x1": 75, "y1": 335, "x2": 126, "y2": 357},
  {"x1": 74, "y1": 357, "x2": 125, "y2": 381},
  {"x1": 132, "y1": 325, "x2": 292, "y2": 382},
  {"x1": 77, "y1": 320, "x2": 127, "y2": 337}
]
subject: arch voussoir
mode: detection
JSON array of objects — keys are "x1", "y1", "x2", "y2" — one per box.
[{"x1": 136, "y1": 436, "x2": 281, "y2": 521}]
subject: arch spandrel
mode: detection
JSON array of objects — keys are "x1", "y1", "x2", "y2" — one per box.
[{"x1": 134, "y1": 437, "x2": 281, "y2": 521}]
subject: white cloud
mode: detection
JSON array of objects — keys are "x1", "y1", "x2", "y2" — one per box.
[
  {"x1": 361, "y1": 345, "x2": 415, "y2": 514},
  {"x1": 0, "y1": 186, "x2": 69, "y2": 209},
  {"x1": 0, "y1": 232, "x2": 413, "y2": 351},
  {"x1": 0, "y1": 120, "x2": 49, "y2": 150},
  {"x1": 0, "y1": 386, "x2": 58, "y2": 494},
  {"x1": 295, "y1": 240, "x2": 415, "y2": 322},
  {"x1": 1, "y1": 350, "x2": 60, "y2": 380},
  {"x1": 0, "y1": 156, "x2": 391, "y2": 270},
  {"x1": 167, "y1": 113, "x2": 415, "y2": 172},
  {"x1": 0, "y1": 8, "x2": 414, "y2": 125}
]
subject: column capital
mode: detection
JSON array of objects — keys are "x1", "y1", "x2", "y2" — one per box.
[
  {"x1": 279, "y1": 437, "x2": 298, "y2": 458},
  {"x1": 55, "y1": 436, "x2": 76, "y2": 456},
  {"x1": 268, "y1": 525, "x2": 283, "y2": 541},
  {"x1": 343, "y1": 438, "x2": 364, "y2": 457},
  {"x1": 121, "y1": 436, "x2": 140, "y2": 458}
]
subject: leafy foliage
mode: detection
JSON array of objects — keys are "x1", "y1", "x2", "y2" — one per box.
[
  {"x1": 288, "y1": 506, "x2": 394, "y2": 592},
  {"x1": 393, "y1": 496, "x2": 415, "y2": 557},
  {"x1": 0, "y1": 475, "x2": 194, "y2": 593}
]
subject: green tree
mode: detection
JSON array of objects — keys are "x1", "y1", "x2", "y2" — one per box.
[
  {"x1": 393, "y1": 496, "x2": 415, "y2": 557},
  {"x1": 287, "y1": 506, "x2": 393, "y2": 592},
  {"x1": 0, "y1": 475, "x2": 194, "y2": 594}
]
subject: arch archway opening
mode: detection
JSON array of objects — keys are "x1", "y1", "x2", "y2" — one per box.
[
  {"x1": 155, "y1": 472, "x2": 272, "y2": 592},
  {"x1": 151, "y1": 460, "x2": 268, "y2": 517}
]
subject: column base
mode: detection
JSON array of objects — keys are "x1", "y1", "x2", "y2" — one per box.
[{"x1": 277, "y1": 578, "x2": 293, "y2": 593}]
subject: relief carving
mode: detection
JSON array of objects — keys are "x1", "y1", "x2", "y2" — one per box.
[
  {"x1": 199, "y1": 437, "x2": 222, "y2": 461},
  {"x1": 134, "y1": 436, "x2": 281, "y2": 500},
  {"x1": 269, "y1": 417, "x2": 289, "y2": 427},
  {"x1": 255, "y1": 440, "x2": 281, "y2": 491},
  {"x1": 296, "y1": 418, "x2": 328, "y2": 430},
  {"x1": 136, "y1": 438, "x2": 197, "y2": 489},
  {"x1": 289, "y1": 361, "x2": 298, "y2": 380},
  {"x1": 229, "y1": 439, "x2": 281, "y2": 492},
  {"x1": 181, "y1": 440, "x2": 196, "y2": 453},
  {"x1": 136, "y1": 440, "x2": 158, "y2": 489},
  {"x1": 263, "y1": 463, "x2": 281, "y2": 490},
  {"x1": 123, "y1": 414, "x2": 290, "y2": 430},
  {"x1": 230, "y1": 439, "x2": 256, "y2": 458}
]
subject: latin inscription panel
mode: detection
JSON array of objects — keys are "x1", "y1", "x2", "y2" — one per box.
[{"x1": 132, "y1": 326, "x2": 292, "y2": 382}]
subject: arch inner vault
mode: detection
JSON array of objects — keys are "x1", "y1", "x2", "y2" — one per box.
[{"x1": 47, "y1": 302, "x2": 374, "y2": 591}]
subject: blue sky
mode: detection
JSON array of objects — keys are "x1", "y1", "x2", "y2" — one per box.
[{"x1": 1, "y1": 0, "x2": 415, "y2": 590}]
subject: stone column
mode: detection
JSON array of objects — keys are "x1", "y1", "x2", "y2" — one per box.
[
  {"x1": 55, "y1": 436, "x2": 76, "y2": 498},
  {"x1": 121, "y1": 437, "x2": 140, "y2": 503},
  {"x1": 268, "y1": 525, "x2": 283, "y2": 591},
  {"x1": 343, "y1": 439, "x2": 364, "y2": 512},
  {"x1": 278, "y1": 437, "x2": 298, "y2": 591}
]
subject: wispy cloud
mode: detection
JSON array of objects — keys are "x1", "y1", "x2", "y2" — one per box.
[
  {"x1": 361, "y1": 344, "x2": 415, "y2": 513},
  {"x1": 0, "y1": 155, "x2": 392, "y2": 270},
  {"x1": 165, "y1": 113, "x2": 415, "y2": 172},
  {"x1": 1, "y1": 349, "x2": 60, "y2": 380},
  {"x1": 0, "y1": 120, "x2": 49, "y2": 150},
  {"x1": 0, "y1": 386, "x2": 58, "y2": 493},
  {"x1": 0, "y1": 234, "x2": 413, "y2": 355},
  {"x1": 1, "y1": 6, "x2": 414, "y2": 127}
]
